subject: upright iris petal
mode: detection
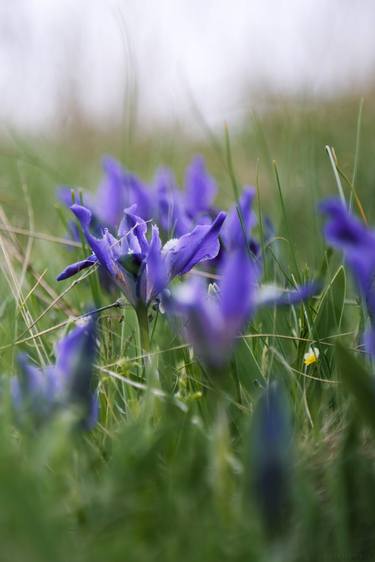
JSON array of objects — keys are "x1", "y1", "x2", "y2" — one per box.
[
  {"x1": 184, "y1": 155, "x2": 217, "y2": 217},
  {"x1": 219, "y1": 246, "x2": 259, "y2": 333},
  {"x1": 165, "y1": 244, "x2": 259, "y2": 369},
  {"x1": 146, "y1": 225, "x2": 168, "y2": 302},
  {"x1": 222, "y1": 187, "x2": 257, "y2": 250},
  {"x1": 95, "y1": 156, "x2": 129, "y2": 226},
  {"x1": 95, "y1": 156, "x2": 153, "y2": 225},
  {"x1": 56, "y1": 317, "x2": 98, "y2": 429},
  {"x1": 154, "y1": 167, "x2": 193, "y2": 237}
]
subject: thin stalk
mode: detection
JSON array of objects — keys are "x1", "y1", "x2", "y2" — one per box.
[
  {"x1": 272, "y1": 161, "x2": 301, "y2": 283},
  {"x1": 136, "y1": 304, "x2": 151, "y2": 355},
  {"x1": 325, "y1": 145, "x2": 346, "y2": 205},
  {"x1": 350, "y1": 97, "x2": 364, "y2": 210}
]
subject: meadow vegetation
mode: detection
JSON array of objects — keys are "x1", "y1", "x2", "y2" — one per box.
[{"x1": 0, "y1": 93, "x2": 374, "y2": 561}]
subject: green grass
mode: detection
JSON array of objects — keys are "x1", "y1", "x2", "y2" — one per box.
[{"x1": 0, "y1": 93, "x2": 375, "y2": 561}]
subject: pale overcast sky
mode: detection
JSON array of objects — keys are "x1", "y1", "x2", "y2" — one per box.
[{"x1": 0, "y1": 0, "x2": 374, "y2": 133}]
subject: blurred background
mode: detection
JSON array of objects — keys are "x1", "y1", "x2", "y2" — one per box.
[
  {"x1": 1, "y1": 0, "x2": 375, "y2": 253},
  {"x1": 0, "y1": 0, "x2": 374, "y2": 135}
]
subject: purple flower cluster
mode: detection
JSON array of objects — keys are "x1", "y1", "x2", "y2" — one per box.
[
  {"x1": 58, "y1": 155, "x2": 219, "y2": 239},
  {"x1": 12, "y1": 155, "x2": 375, "y2": 431},
  {"x1": 56, "y1": 155, "x2": 318, "y2": 373},
  {"x1": 10, "y1": 154, "x2": 324, "y2": 427}
]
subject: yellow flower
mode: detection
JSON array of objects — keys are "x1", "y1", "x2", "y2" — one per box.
[{"x1": 304, "y1": 346, "x2": 320, "y2": 366}]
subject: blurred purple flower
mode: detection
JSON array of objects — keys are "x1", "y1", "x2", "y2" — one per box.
[
  {"x1": 58, "y1": 155, "x2": 221, "y2": 247},
  {"x1": 11, "y1": 317, "x2": 98, "y2": 429},
  {"x1": 184, "y1": 155, "x2": 217, "y2": 218},
  {"x1": 250, "y1": 381, "x2": 293, "y2": 537},
  {"x1": 153, "y1": 156, "x2": 219, "y2": 238},
  {"x1": 57, "y1": 203, "x2": 226, "y2": 310},
  {"x1": 165, "y1": 245, "x2": 318, "y2": 370},
  {"x1": 154, "y1": 167, "x2": 193, "y2": 237},
  {"x1": 320, "y1": 197, "x2": 375, "y2": 355},
  {"x1": 90, "y1": 156, "x2": 154, "y2": 226},
  {"x1": 58, "y1": 156, "x2": 153, "y2": 231}
]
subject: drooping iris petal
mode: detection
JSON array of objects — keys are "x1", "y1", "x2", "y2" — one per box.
[
  {"x1": 255, "y1": 281, "x2": 320, "y2": 307},
  {"x1": 320, "y1": 197, "x2": 375, "y2": 357},
  {"x1": 56, "y1": 255, "x2": 97, "y2": 282},
  {"x1": 184, "y1": 155, "x2": 217, "y2": 217},
  {"x1": 70, "y1": 204, "x2": 117, "y2": 275},
  {"x1": 165, "y1": 211, "x2": 226, "y2": 277},
  {"x1": 320, "y1": 198, "x2": 375, "y2": 315},
  {"x1": 222, "y1": 187, "x2": 257, "y2": 250},
  {"x1": 320, "y1": 198, "x2": 373, "y2": 251}
]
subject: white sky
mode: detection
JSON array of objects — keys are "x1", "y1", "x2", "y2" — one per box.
[{"x1": 0, "y1": 0, "x2": 374, "y2": 133}]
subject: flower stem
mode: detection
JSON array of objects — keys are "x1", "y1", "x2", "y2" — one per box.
[{"x1": 136, "y1": 304, "x2": 150, "y2": 355}]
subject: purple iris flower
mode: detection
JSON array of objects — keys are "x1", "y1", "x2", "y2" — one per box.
[
  {"x1": 320, "y1": 197, "x2": 375, "y2": 355},
  {"x1": 57, "y1": 203, "x2": 226, "y2": 310},
  {"x1": 11, "y1": 317, "x2": 98, "y2": 429},
  {"x1": 165, "y1": 244, "x2": 318, "y2": 370}
]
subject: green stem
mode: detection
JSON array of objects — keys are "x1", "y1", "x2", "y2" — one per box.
[{"x1": 136, "y1": 304, "x2": 150, "y2": 355}]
